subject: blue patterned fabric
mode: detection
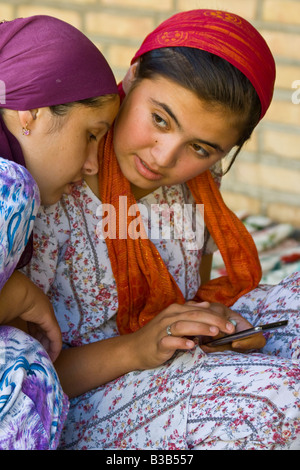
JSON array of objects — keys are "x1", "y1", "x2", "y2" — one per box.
[
  {"x1": 0, "y1": 157, "x2": 40, "y2": 289},
  {"x1": 0, "y1": 326, "x2": 69, "y2": 449},
  {"x1": 0, "y1": 158, "x2": 69, "y2": 449}
]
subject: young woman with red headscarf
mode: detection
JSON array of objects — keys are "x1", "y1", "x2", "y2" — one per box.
[
  {"x1": 0, "y1": 15, "x2": 119, "y2": 449},
  {"x1": 26, "y1": 10, "x2": 300, "y2": 449}
]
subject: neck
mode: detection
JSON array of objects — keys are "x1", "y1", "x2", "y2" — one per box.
[
  {"x1": 85, "y1": 174, "x2": 156, "y2": 202},
  {"x1": 131, "y1": 184, "x2": 155, "y2": 201},
  {"x1": 85, "y1": 174, "x2": 100, "y2": 199}
]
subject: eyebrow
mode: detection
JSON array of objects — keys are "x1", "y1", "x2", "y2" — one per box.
[
  {"x1": 101, "y1": 121, "x2": 112, "y2": 130},
  {"x1": 150, "y1": 98, "x2": 225, "y2": 154},
  {"x1": 94, "y1": 121, "x2": 112, "y2": 132},
  {"x1": 150, "y1": 99, "x2": 182, "y2": 130}
]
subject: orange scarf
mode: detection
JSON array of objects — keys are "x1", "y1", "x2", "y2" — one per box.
[{"x1": 99, "y1": 129, "x2": 262, "y2": 334}]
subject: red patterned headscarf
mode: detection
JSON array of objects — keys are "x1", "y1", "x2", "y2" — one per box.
[
  {"x1": 100, "y1": 9, "x2": 275, "y2": 334},
  {"x1": 131, "y1": 9, "x2": 275, "y2": 119}
]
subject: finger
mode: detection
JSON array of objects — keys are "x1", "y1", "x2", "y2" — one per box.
[
  {"x1": 40, "y1": 335, "x2": 62, "y2": 362},
  {"x1": 34, "y1": 324, "x2": 62, "y2": 362},
  {"x1": 200, "y1": 343, "x2": 229, "y2": 353},
  {"x1": 27, "y1": 323, "x2": 61, "y2": 362},
  {"x1": 232, "y1": 332, "x2": 266, "y2": 351},
  {"x1": 160, "y1": 334, "x2": 195, "y2": 353},
  {"x1": 45, "y1": 331, "x2": 62, "y2": 362},
  {"x1": 170, "y1": 316, "x2": 235, "y2": 338},
  {"x1": 185, "y1": 300, "x2": 210, "y2": 308},
  {"x1": 167, "y1": 320, "x2": 219, "y2": 338}
]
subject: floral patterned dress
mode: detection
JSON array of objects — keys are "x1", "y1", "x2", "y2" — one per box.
[
  {"x1": 0, "y1": 158, "x2": 69, "y2": 450},
  {"x1": 25, "y1": 179, "x2": 300, "y2": 450}
]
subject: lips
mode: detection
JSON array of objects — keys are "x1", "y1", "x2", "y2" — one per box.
[{"x1": 134, "y1": 155, "x2": 163, "y2": 181}]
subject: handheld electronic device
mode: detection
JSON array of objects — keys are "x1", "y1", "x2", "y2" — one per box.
[{"x1": 203, "y1": 319, "x2": 288, "y2": 347}]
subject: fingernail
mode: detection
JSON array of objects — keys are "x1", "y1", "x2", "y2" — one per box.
[
  {"x1": 226, "y1": 322, "x2": 235, "y2": 331},
  {"x1": 194, "y1": 301, "x2": 210, "y2": 308},
  {"x1": 209, "y1": 326, "x2": 218, "y2": 334}
]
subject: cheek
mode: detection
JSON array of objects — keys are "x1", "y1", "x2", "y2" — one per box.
[
  {"x1": 114, "y1": 125, "x2": 134, "y2": 157},
  {"x1": 67, "y1": 139, "x2": 87, "y2": 165},
  {"x1": 115, "y1": 108, "x2": 150, "y2": 149},
  {"x1": 178, "y1": 160, "x2": 211, "y2": 180}
]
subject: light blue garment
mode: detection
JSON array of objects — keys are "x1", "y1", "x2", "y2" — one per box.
[
  {"x1": 0, "y1": 326, "x2": 69, "y2": 449},
  {"x1": 0, "y1": 158, "x2": 69, "y2": 449},
  {"x1": 0, "y1": 157, "x2": 40, "y2": 289}
]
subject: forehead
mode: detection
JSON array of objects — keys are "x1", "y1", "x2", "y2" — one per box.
[
  {"x1": 130, "y1": 76, "x2": 241, "y2": 143},
  {"x1": 132, "y1": 76, "x2": 233, "y2": 115},
  {"x1": 58, "y1": 97, "x2": 119, "y2": 126}
]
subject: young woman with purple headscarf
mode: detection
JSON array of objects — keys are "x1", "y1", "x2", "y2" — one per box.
[
  {"x1": 25, "y1": 10, "x2": 300, "y2": 450},
  {"x1": 0, "y1": 15, "x2": 119, "y2": 449}
]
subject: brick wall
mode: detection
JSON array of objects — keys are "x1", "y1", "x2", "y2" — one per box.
[{"x1": 2, "y1": 0, "x2": 300, "y2": 227}]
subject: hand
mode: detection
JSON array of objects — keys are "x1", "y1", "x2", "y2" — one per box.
[
  {"x1": 194, "y1": 302, "x2": 266, "y2": 352},
  {"x1": 19, "y1": 283, "x2": 62, "y2": 362},
  {"x1": 129, "y1": 302, "x2": 236, "y2": 370},
  {"x1": 0, "y1": 271, "x2": 62, "y2": 362}
]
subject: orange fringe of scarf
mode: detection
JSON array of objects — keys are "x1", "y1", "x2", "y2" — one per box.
[{"x1": 99, "y1": 129, "x2": 262, "y2": 334}]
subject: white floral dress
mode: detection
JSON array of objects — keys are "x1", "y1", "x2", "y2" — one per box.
[{"x1": 24, "y1": 180, "x2": 300, "y2": 450}]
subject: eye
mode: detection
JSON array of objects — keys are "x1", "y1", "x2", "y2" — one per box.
[
  {"x1": 89, "y1": 133, "x2": 97, "y2": 142},
  {"x1": 191, "y1": 143, "x2": 210, "y2": 158},
  {"x1": 152, "y1": 113, "x2": 168, "y2": 129}
]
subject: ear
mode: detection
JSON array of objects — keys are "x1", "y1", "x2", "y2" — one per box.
[
  {"x1": 17, "y1": 109, "x2": 39, "y2": 128},
  {"x1": 122, "y1": 61, "x2": 139, "y2": 94}
]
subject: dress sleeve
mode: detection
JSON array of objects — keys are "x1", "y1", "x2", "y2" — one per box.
[{"x1": 0, "y1": 158, "x2": 40, "y2": 290}]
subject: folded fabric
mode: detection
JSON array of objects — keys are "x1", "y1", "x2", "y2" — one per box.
[{"x1": 212, "y1": 214, "x2": 300, "y2": 285}]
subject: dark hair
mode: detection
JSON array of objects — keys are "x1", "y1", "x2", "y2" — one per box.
[
  {"x1": 0, "y1": 94, "x2": 117, "y2": 132},
  {"x1": 0, "y1": 94, "x2": 117, "y2": 117},
  {"x1": 49, "y1": 94, "x2": 117, "y2": 116},
  {"x1": 47, "y1": 94, "x2": 117, "y2": 133},
  {"x1": 135, "y1": 48, "x2": 261, "y2": 174}
]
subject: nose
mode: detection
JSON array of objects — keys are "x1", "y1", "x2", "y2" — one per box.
[
  {"x1": 151, "y1": 137, "x2": 178, "y2": 169},
  {"x1": 82, "y1": 146, "x2": 99, "y2": 176}
]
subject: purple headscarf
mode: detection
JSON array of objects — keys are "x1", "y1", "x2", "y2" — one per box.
[
  {"x1": 0, "y1": 15, "x2": 118, "y2": 266},
  {"x1": 0, "y1": 15, "x2": 118, "y2": 165}
]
